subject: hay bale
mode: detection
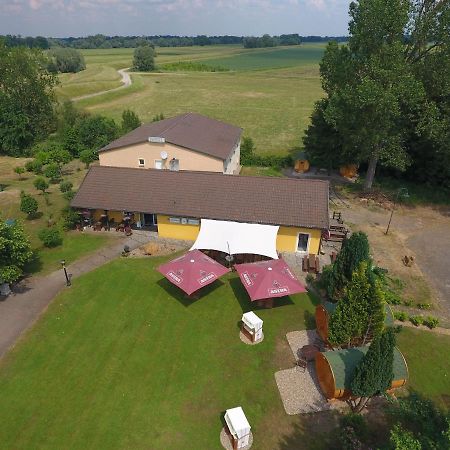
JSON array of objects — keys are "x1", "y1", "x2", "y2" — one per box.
[{"x1": 143, "y1": 242, "x2": 160, "y2": 255}]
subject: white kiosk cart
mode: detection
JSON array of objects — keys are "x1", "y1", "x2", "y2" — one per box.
[
  {"x1": 241, "y1": 311, "x2": 263, "y2": 343},
  {"x1": 224, "y1": 406, "x2": 251, "y2": 449}
]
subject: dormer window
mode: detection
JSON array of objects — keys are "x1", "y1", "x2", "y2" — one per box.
[{"x1": 138, "y1": 159, "x2": 145, "y2": 167}]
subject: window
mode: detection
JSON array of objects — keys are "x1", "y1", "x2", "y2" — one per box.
[
  {"x1": 187, "y1": 218, "x2": 199, "y2": 225},
  {"x1": 169, "y1": 217, "x2": 181, "y2": 224},
  {"x1": 154, "y1": 160, "x2": 163, "y2": 170},
  {"x1": 138, "y1": 158, "x2": 145, "y2": 167},
  {"x1": 297, "y1": 233, "x2": 310, "y2": 253}
]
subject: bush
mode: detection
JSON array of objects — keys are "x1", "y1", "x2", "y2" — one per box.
[
  {"x1": 63, "y1": 190, "x2": 76, "y2": 201},
  {"x1": 20, "y1": 193, "x2": 38, "y2": 218},
  {"x1": 403, "y1": 299, "x2": 413, "y2": 306},
  {"x1": 59, "y1": 180, "x2": 73, "y2": 193},
  {"x1": 38, "y1": 227, "x2": 63, "y2": 248},
  {"x1": 389, "y1": 425, "x2": 422, "y2": 450},
  {"x1": 409, "y1": 315, "x2": 424, "y2": 326},
  {"x1": 79, "y1": 149, "x2": 97, "y2": 168},
  {"x1": 305, "y1": 273, "x2": 315, "y2": 284},
  {"x1": 423, "y1": 316, "x2": 439, "y2": 329},
  {"x1": 25, "y1": 159, "x2": 43, "y2": 174},
  {"x1": 133, "y1": 44, "x2": 155, "y2": 71},
  {"x1": 14, "y1": 166, "x2": 25, "y2": 179},
  {"x1": 49, "y1": 48, "x2": 85, "y2": 73},
  {"x1": 33, "y1": 177, "x2": 49, "y2": 193},
  {"x1": 394, "y1": 311, "x2": 408, "y2": 322},
  {"x1": 61, "y1": 206, "x2": 80, "y2": 230},
  {"x1": 340, "y1": 413, "x2": 368, "y2": 440},
  {"x1": 44, "y1": 163, "x2": 61, "y2": 183},
  {"x1": 417, "y1": 303, "x2": 431, "y2": 310}
]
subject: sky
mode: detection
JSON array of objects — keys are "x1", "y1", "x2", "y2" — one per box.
[{"x1": 0, "y1": 0, "x2": 352, "y2": 38}]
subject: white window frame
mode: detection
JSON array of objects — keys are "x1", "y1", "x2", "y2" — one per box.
[
  {"x1": 154, "y1": 159, "x2": 163, "y2": 169},
  {"x1": 296, "y1": 232, "x2": 310, "y2": 253},
  {"x1": 138, "y1": 158, "x2": 145, "y2": 167}
]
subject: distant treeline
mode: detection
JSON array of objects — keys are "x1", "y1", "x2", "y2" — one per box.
[{"x1": 1, "y1": 34, "x2": 348, "y2": 50}]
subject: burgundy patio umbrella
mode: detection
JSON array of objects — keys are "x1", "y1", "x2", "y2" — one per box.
[
  {"x1": 235, "y1": 258, "x2": 306, "y2": 304},
  {"x1": 157, "y1": 249, "x2": 230, "y2": 296}
]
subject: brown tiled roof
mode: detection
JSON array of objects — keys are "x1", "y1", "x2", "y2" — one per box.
[
  {"x1": 72, "y1": 166, "x2": 329, "y2": 230},
  {"x1": 99, "y1": 112, "x2": 242, "y2": 161}
]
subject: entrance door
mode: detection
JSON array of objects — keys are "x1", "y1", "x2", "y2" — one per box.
[
  {"x1": 297, "y1": 233, "x2": 310, "y2": 253},
  {"x1": 154, "y1": 160, "x2": 163, "y2": 170},
  {"x1": 143, "y1": 214, "x2": 156, "y2": 226}
]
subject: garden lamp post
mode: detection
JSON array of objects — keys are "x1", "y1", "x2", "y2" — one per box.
[
  {"x1": 385, "y1": 188, "x2": 409, "y2": 235},
  {"x1": 60, "y1": 259, "x2": 71, "y2": 287}
]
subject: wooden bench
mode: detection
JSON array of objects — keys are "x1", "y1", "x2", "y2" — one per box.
[{"x1": 302, "y1": 254, "x2": 320, "y2": 274}]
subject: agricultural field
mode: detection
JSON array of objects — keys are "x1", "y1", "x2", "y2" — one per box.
[{"x1": 58, "y1": 44, "x2": 327, "y2": 155}]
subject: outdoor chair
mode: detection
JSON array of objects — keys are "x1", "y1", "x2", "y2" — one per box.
[{"x1": 294, "y1": 357, "x2": 308, "y2": 373}]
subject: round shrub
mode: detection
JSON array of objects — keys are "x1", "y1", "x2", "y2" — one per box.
[
  {"x1": 59, "y1": 180, "x2": 73, "y2": 193},
  {"x1": 394, "y1": 311, "x2": 408, "y2": 322},
  {"x1": 63, "y1": 190, "x2": 76, "y2": 201},
  {"x1": 38, "y1": 227, "x2": 63, "y2": 248},
  {"x1": 44, "y1": 163, "x2": 61, "y2": 183},
  {"x1": 25, "y1": 159, "x2": 43, "y2": 174},
  {"x1": 409, "y1": 315, "x2": 424, "y2": 327},
  {"x1": 20, "y1": 193, "x2": 39, "y2": 218},
  {"x1": 33, "y1": 177, "x2": 49, "y2": 193}
]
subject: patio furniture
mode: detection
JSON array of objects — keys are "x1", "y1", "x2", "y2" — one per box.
[
  {"x1": 301, "y1": 344, "x2": 320, "y2": 362},
  {"x1": 302, "y1": 254, "x2": 320, "y2": 273},
  {"x1": 294, "y1": 357, "x2": 308, "y2": 373},
  {"x1": 94, "y1": 221, "x2": 102, "y2": 231}
]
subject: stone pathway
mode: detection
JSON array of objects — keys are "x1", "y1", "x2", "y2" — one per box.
[
  {"x1": 275, "y1": 330, "x2": 346, "y2": 414},
  {"x1": 0, "y1": 231, "x2": 150, "y2": 360}
]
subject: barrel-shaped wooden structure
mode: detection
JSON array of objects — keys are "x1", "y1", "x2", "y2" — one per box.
[
  {"x1": 315, "y1": 302, "x2": 394, "y2": 344},
  {"x1": 294, "y1": 152, "x2": 310, "y2": 173},
  {"x1": 339, "y1": 164, "x2": 358, "y2": 178},
  {"x1": 315, "y1": 346, "x2": 408, "y2": 400}
]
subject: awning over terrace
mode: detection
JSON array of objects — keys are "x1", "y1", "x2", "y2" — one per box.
[{"x1": 190, "y1": 219, "x2": 279, "y2": 259}]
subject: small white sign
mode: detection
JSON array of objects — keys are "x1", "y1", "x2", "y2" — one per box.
[{"x1": 148, "y1": 136, "x2": 165, "y2": 143}]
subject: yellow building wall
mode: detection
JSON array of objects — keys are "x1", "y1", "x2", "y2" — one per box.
[
  {"x1": 157, "y1": 215, "x2": 200, "y2": 241},
  {"x1": 276, "y1": 226, "x2": 322, "y2": 254}
]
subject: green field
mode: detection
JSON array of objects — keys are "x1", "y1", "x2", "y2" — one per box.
[
  {"x1": 0, "y1": 256, "x2": 449, "y2": 449},
  {"x1": 58, "y1": 45, "x2": 327, "y2": 155}
]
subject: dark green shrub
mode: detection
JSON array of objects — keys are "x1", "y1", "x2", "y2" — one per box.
[
  {"x1": 38, "y1": 227, "x2": 63, "y2": 248},
  {"x1": 417, "y1": 303, "x2": 431, "y2": 310},
  {"x1": 63, "y1": 190, "x2": 76, "y2": 201},
  {"x1": 61, "y1": 206, "x2": 80, "y2": 230},
  {"x1": 25, "y1": 159, "x2": 43, "y2": 174},
  {"x1": 44, "y1": 163, "x2": 61, "y2": 183},
  {"x1": 20, "y1": 193, "x2": 38, "y2": 218},
  {"x1": 59, "y1": 180, "x2": 73, "y2": 193},
  {"x1": 33, "y1": 177, "x2": 49, "y2": 193}
]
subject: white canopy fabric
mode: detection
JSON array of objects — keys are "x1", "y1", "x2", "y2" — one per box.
[
  {"x1": 191, "y1": 219, "x2": 279, "y2": 259},
  {"x1": 225, "y1": 407, "x2": 251, "y2": 438}
]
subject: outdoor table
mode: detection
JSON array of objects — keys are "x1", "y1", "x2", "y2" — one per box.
[{"x1": 301, "y1": 344, "x2": 320, "y2": 362}]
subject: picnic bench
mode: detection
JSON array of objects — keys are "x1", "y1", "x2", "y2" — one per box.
[{"x1": 302, "y1": 254, "x2": 320, "y2": 274}]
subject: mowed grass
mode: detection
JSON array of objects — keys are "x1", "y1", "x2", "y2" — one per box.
[
  {"x1": 0, "y1": 156, "x2": 112, "y2": 274},
  {"x1": 0, "y1": 257, "x2": 323, "y2": 450},
  {"x1": 397, "y1": 328, "x2": 450, "y2": 410},
  {"x1": 58, "y1": 45, "x2": 325, "y2": 154}
]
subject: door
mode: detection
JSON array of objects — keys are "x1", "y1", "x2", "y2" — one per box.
[
  {"x1": 154, "y1": 160, "x2": 163, "y2": 170},
  {"x1": 143, "y1": 214, "x2": 156, "y2": 226},
  {"x1": 297, "y1": 233, "x2": 310, "y2": 253}
]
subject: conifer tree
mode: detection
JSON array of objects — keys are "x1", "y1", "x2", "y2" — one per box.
[{"x1": 350, "y1": 328, "x2": 396, "y2": 412}]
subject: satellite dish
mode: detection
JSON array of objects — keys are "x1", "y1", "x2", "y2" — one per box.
[{"x1": 160, "y1": 151, "x2": 168, "y2": 160}]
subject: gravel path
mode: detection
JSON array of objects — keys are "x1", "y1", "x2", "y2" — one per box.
[
  {"x1": 275, "y1": 330, "x2": 347, "y2": 415},
  {"x1": 73, "y1": 67, "x2": 131, "y2": 101}
]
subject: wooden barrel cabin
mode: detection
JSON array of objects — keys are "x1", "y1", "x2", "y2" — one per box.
[
  {"x1": 315, "y1": 346, "x2": 408, "y2": 400},
  {"x1": 339, "y1": 164, "x2": 358, "y2": 178},
  {"x1": 315, "y1": 302, "x2": 394, "y2": 344},
  {"x1": 294, "y1": 152, "x2": 310, "y2": 173}
]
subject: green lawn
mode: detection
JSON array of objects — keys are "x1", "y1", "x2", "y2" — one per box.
[
  {"x1": 0, "y1": 257, "x2": 321, "y2": 450},
  {"x1": 0, "y1": 256, "x2": 448, "y2": 449},
  {"x1": 397, "y1": 328, "x2": 450, "y2": 410},
  {"x1": 26, "y1": 232, "x2": 112, "y2": 275}
]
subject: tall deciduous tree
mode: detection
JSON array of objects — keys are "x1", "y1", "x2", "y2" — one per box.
[
  {"x1": 0, "y1": 219, "x2": 33, "y2": 283},
  {"x1": 133, "y1": 44, "x2": 155, "y2": 71},
  {"x1": 349, "y1": 327, "x2": 396, "y2": 412},
  {"x1": 0, "y1": 43, "x2": 57, "y2": 155}
]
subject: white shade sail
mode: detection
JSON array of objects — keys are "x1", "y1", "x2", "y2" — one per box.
[{"x1": 191, "y1": 219, "x2": 279, "y2": 259}]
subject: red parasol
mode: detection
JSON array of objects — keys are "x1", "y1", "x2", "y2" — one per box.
[
  {"x1": 157, "y1": 250, "x2": 230, "y2": 296},
  {"x1": 235, "y1": 258, "x2": 306, "y2": 302}
]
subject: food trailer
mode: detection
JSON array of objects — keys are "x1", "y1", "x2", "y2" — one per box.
[
  {"x1": 224, "y1": 407, "x2": 251, "y2": 449},
  {"x1": 241, "y1": 312, "x2": 263, "y2": 343}
]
